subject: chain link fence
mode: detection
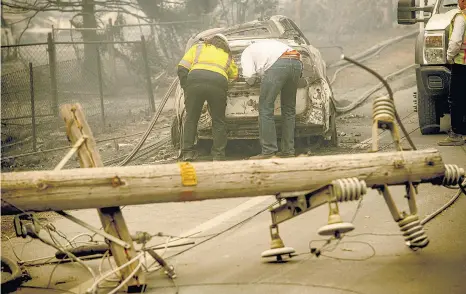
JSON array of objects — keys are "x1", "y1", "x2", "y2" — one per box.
[
  {"x1": 109, "y1": 20, "x2": 204, "y2": 71},
  {"x1": 2, "y1": 20, "x2": 203, "y2": 171},
  {"x1": 1, "y1": 44, "x2": 56, "y2": 154},
  {"x1": 2, "y1": 40, "x2": 155, "y2": 154}
]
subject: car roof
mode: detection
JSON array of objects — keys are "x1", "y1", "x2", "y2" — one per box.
[{"x1": 185, "y1": 15, "x2": 303, "y2": 51}]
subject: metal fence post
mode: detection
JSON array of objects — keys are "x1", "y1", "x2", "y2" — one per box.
[
  {"x1": 96, "y1": 46, "x2": 106, "y2": 128},
  {"x1": 149, "y1": 19, "x2": 156, "y2": 42},
  {"x1": 140, "y1": 36, "x2": 156, "y2": 113},
  {"x1": 47, "y1": 33, "x2": 58, "y2": 117},
  {"x1": 29, "y1": 62, "x2": 37, "y2": 152}
]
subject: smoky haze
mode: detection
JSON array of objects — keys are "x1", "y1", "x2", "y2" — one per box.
[{"x1": 278, "y1": 0, "x2": 407, "y2": 62}]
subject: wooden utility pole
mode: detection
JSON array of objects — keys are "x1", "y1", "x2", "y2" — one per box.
[
  {"x1": 1, "y1": 148, "x2": 446, "y2": 214},
  {"x1": 59, "y1": 104, "x2": 145, "y2": 292}
]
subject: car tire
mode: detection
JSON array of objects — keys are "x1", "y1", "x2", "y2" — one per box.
[
  {"x1": 171, "y1": 116, "x2": 181, "y2": 149},
  {"x1": 417, "y1": 90, "x2": 440, "y2": 135}
]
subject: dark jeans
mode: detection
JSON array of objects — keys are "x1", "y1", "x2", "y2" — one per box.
[
  {"x1": 449, "y1": 64, "x2": 466, "y2": 135},
  {"x1": 259, "y1": 58, "x2": 302, "y2": 155},
  {"x1": 182, "y1": 82, "x2": 228, "y2": 159}
]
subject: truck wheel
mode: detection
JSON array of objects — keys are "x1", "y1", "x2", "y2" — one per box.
[
  {"x1": 417, "y1": 91, "x2": 440, "y2": 135},
  {"x1": 171, "y1": 116, "x2": 181, "y2": 149}
]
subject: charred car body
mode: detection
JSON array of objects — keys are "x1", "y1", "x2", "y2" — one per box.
[{"x1": 171, "y1": 15, "x2": 337, "y2": 149}]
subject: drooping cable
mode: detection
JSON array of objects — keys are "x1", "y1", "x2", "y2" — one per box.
[
  {"x1": 340, "y1": 54, "x2": 416, "y2": 151},
  {"x1": 421, "y1": 178, "x2": 466, "y2": 225}
]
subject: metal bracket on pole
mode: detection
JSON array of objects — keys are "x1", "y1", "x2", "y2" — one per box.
[
  {"x1": 371, "y1": 96, "x2": 403, "y2": 152},
  {"x1": 262, "y1": 178, "x2": 367, "y2": 261},
  {"x1": 377, "y1": 183, "x2": 429, "y2": 250},
  {"x1": 270, "y1": 178, "x2": 366, "y2": 228}
]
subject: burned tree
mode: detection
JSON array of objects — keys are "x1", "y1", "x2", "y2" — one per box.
[{"x1": 2, "y1": 0, "x2": 150, "y2": 70}]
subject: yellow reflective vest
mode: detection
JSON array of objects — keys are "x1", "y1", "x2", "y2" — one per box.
[
  {"x1": 449, "y1": 12, "x2": 466, "y2": 64},
  {"x1": 178, "y1": 43, "x2": 238, "y2": 81}
]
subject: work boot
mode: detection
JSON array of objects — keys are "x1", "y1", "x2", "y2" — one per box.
[
  {"x1": 249, "y1": 153, "x2": 277, "y2": 160},
  {"x1": 181, "y1": 150, "x2": 199, "y2": 162},
  {"x1": 437, "y1": 131, "x2": 464, "y2": 146}
]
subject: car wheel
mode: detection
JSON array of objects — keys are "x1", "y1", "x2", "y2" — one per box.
[
  {"x1": 294, "y1": 135, "x2": 321, "y2": 149},
  {"x1": 417, "y1": 90, "x2": 440, "y2": 135}
]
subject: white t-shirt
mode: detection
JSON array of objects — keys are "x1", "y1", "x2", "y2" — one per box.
[{"x1": 240, "y1": 39, "x2": 293, "y2": 78}]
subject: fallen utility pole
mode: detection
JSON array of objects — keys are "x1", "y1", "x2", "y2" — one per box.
[
  {"x1": 2, "y1": 103, "x2": 464, "y2": 294},
  {"x1": 1, "y1": 148, "x2": 445, "y2": 214}
]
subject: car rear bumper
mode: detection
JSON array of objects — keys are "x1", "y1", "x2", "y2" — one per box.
[
  {"x1": 416, "y1": 66, "x2": 450, "y2": 99},
  {"x1": 198, "y1": 119, "x2": 324, "y2": 140}
]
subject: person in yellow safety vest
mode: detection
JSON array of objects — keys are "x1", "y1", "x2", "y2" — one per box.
[
  {"x1": 438, "y1": 0, "x2": 466, "y2": 146},
  {"x1": 177, "y1": 33, "x2": 239, "y2": 161}
]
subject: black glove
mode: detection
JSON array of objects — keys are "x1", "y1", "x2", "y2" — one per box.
[
  {"x1": 245, "y1": 77, "x2": 257, "y2": 86},
  {"x1": 177, "y1": 65, "x2": 189, "y2": 90}
]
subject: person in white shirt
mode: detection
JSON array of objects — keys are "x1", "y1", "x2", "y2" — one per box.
[{"x1": 241, "y1": 39, "x2": 303, "y2": 159}]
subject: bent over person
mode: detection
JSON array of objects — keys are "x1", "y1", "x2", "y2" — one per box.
[
  {"x1": 177, "y1": 34, "x2": 238, "y2": 161},
  {"x1": 241, "y1": 39, "x2": 303, "y2": 159},
  {"x1": 438, "y1": 1, "x2": 466, "y2": 146}
]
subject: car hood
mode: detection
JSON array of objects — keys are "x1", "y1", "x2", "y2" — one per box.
[{"x1": 425, "y1": 8, "x2": 460, "y2": 31}]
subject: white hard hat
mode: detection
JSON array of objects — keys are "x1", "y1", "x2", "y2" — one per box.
[{"x1": 213, "y1": 33, "x2": 229, "y2": 44}]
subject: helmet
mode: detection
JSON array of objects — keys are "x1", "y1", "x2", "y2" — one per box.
[{"x1": 212, "y1": 33, "x2": 229, "y2": 44}]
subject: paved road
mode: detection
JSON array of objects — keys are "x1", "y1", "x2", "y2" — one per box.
[
  {"x1": 135, "y1": 87, "x2": 466, "y2": 294},
  {"x1": 5, "y1": 85, "x2": 465, "y2": 294}
]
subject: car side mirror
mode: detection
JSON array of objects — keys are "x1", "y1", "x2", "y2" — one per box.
[
  {"x1": 398, "y1": 0, "x2": 417, "y2": 25},
  {"x1": 397, "y1": 0, "x2": 434, "y2": 25}
]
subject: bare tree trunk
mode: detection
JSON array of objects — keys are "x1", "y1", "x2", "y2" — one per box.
[{"x1": 82, "y1": 0, "x2": 99, "y2": 72}]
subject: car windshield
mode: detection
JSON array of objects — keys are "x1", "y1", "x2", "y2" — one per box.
[{"x1": 438, "y1": 0, "x2": 459, "y2": 13}]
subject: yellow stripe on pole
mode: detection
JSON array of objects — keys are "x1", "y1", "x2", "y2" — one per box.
[{"x1": 178, "y1": 162, "x2": 197, "y2": 186}]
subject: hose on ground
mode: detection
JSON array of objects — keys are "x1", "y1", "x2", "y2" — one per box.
[
  {"x1": 105, "y1": 136, "x2": 170, "y2": 166},
  {"x1": 329, "y1": 31, "x2": 418, "y2": 116},
  {"x1": 330, "y1": 43, "x2": 391, "y2": 85},
  {"x1": 327, "y1": 30, "x2": 419, "y2": 69},
  {"x1": 335, "y1": 64, "x2": 415, "y2": 115},
  {"x1": 421, "y1": 178, "x2": 466, "y2": 225},
  {"x1": 118, "y1": 78, "x2": 178, "y2": 166}
]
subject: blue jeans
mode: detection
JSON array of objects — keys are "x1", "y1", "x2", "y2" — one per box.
[{"x1": 259, "y1": 58, "x2": 302, "y2": 155}]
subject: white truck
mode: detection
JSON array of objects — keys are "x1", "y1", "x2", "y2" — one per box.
[{"x1": 397, "y1": 0, "x2": 460, "y2": 134}]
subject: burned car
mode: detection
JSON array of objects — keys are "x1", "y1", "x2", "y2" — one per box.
[{"x1": 171, "y1": 15, "x2": 337, "y2": 149}]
